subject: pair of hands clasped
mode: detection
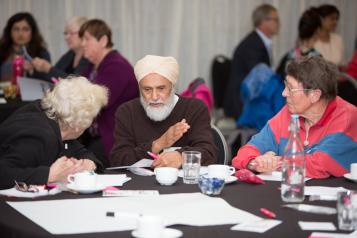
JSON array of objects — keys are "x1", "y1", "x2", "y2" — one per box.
[
  {"x1": 151, "y1": 119, "x2": 190, "y2": 168},
  {"x1": 48, "y1": 156, "x2": 96, "y2": 184},
  {"x1": 248, "y1": 151, "x2": 282, "y2": 173}
]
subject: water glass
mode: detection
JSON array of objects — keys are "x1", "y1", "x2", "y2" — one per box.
[
  {"x1": 337, "y1": 190, "x2": 357, "y2": 231},
  {"x1": 182, "y1": 151, "x2": 201, "y2": 184}
]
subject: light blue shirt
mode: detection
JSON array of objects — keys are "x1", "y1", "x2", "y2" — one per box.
[{"x1": 255, "y1": 29, "x2": 272, "y2": 64}]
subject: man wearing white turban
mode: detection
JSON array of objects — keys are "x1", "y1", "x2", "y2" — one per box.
[{"x1": 110, "y1": 55, "x2": 217, "y2": 168}]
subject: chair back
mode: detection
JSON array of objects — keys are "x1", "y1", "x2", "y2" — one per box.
[
  {"x1": 211, "y1": 124, "x2": 228, "y2": 165},
  {"x1": 211, "y1": 55, "x2": 231, "y2": 108}
]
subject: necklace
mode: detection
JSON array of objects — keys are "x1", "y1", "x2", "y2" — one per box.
[
  {"x1": 304, "y1": 128, "x2": 309, "y2": 146},
  {"x1": 304, "y1": 119, "x2": 313, "y2": 147}
]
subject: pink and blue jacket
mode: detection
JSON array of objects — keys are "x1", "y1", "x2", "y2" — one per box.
[{"x1": 232, "y1": 97, "x2": 357, "y2": 178}]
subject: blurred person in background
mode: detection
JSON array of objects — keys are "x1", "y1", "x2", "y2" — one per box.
[
  {"x1": 32, "y1": 16, "x2": 89, "y2": 81},
  {"x1": 277, "y1": 7, "x2": 322, "y2": 80},
  {"x1": 0, "y1": 76, "x2": 108, "y2": 189},
  {"x1": 0, "y1": 12, "x2": 51, "y2": 82},
  {"x1": 314, "y1": 4, "x2": 344, "y2": 66},
  {"x1": 224, "y1": 4, "x2": 280, "y2": 119},
  {"x1": 79, "y1": 19, "x2": 139, "y2": 166}
]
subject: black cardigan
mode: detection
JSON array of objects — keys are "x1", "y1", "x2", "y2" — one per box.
[{"x1": 0, "y1": 100, "x2": 102, "y2": 189}]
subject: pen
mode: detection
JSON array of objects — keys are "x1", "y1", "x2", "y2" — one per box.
[
  {"x1": 21, "y1": 45, "x2": 33, "y2": 61},
  {"x1": 106, "y1": 211, "x2": 141, "y2": 218},
  {"x1": 147, "y1": 151, "x2": 158, "y2": 160},
  {"x1": 260, "y1": 208, "x2": 276, "y2": 219},
  {"x1": 51, "y1": 77, "x2": 59, "y2": 84}
]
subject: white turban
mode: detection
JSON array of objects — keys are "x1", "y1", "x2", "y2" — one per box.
[{"x1": 134, "y1": 55, "x2": 179, "y2": 85}]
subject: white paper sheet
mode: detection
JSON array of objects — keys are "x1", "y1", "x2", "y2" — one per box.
[
  {"x1": 96, "y1": 174, "x2": 131, "y2": 186},
  {"x1": 106, "y1": 159, "x2": 153, "y2": 170},
  {"x1": 298, "y1": 221, "x2": 336, "y2": 231},
  {"x1": 0, "y1": 187, "x2": 61, "y2": 198},
  {"x1": 7, "y1": 193, "x2": 261, "y2": 234},
  {"x1": 257, "y1": 171, "x2": 311, "y2": 182},
  {"x1": 231, "y1": 219, "x2": 282, "y2": 233},
  {"x1": 305, "y1": 186, "x2": 348, "y2": 199}
]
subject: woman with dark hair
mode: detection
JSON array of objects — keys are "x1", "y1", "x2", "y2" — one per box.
[
  {"x1": 314, "y1": 4, "x2": 344, "y2": 65},
  {"x1": 277, "y1": 7, "x2": 321, "y2": 79},
  {"x1": 0, "y1": 12, "x2": 51, "y2": 82}
]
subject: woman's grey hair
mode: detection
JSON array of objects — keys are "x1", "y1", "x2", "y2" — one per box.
[
  {"x1": 66, "y1": 16, "x2": 88, "y2": 31},
  {"x1": 41, "y1": 76, "x2": 108, "y2": 130},
  {"x1": 286, "y1": 56, "x2": 338, "y2": 101}
]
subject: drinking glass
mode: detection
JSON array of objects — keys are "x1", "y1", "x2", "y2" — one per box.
[
  {"x1": 337, "y1": 190, "x2": 357, "y2": 231},
  {"x1": 182, "y1": 151, "x2": 201, "y2": 184}
]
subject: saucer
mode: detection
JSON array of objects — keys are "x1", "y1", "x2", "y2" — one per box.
[
  {"x1": 131, "y1": 228, "x2": 182, "y2": 238},
  {"x1": 178, "y1": 166, "x2": 208, "y2": 178},
  {"x1": 157, "y1": 179, "x2": 177, "y2": 186},
  {"x1": 343, "y1": 173, "x2": 357, "y2": 183},
  {"x1": 66, "y1": 183, "x2": 105, "y2": 194},
  {"x1": 225, "y1": 176, "x2": 238, "y2": 184}
]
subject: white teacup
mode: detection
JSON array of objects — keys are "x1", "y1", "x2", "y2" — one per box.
[
  {"x1": 67, "y1": 171, "x2": 97, "y2": 189},
  {"x1": 351, "y1": 163, "x2": 357, "y2": 179},
  {"x1": 154, "y1": 167, "x2": 178, "y2": 186},
  {"x1": 208, "y1": 164, "x2": 235, "y2": 180},
  {"x1": 135, "y1": 215, "x2": 165, "y2": 238}
]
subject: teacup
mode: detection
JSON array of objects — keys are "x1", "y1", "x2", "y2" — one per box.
[
  {"x1": 351, "y1": 163, "x2": 357, "y2": 179},
  {"x1": 67, "y1": 171, "x2": 97, "y2": 189},
  {"x1": 135, "y1": 215, "x2": 165, "y2": 238},
  {"x1": 208, "y1": 164, "x2": 235, "y2": 180},
  {"x1": 154, "y1": 167, "x2": 178, "y2": 186}
]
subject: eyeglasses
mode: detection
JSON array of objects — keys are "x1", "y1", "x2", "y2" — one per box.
[
  {"x1": 284, "y1": 81, "x2": 313, "y2": 95},
  {"x1": 63, "y1": 31, "x2": 78, "y2": 36},
  {"x1": 265, "y1": 17, "x2": 280, "y2": 23},
  {"x1": 14, "y1": 180, "x2": 39, "y2": 193}
]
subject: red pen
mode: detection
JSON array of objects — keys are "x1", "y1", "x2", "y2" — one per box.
[
  {"x1": 147, "y1": 151, "x2": 158, "y2": 160},
  {"x1": 260, "y1": 208, "x2": 276, "y2": 219}
]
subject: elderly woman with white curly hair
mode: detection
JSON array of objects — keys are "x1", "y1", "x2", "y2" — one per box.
[{"x1": 0, "y1": 76, "x2": 108, "y2": 189}]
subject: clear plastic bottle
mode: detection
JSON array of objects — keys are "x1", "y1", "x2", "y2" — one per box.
[{"x1": 281, "y1": 114, "x2": 306, "y2": 202}]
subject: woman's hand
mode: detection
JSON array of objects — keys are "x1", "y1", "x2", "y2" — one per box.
[
  {"x1": 248, "y1": 151, "x2": 281, "y2": 173},
  {"x1": 151, "y1": 151, "x2": 182, "y2": 168},
  {"x1": 48, "y1": 156, "x2": 76, "y2": 183},
  {"x1": 23, "y1": 60, "x2": 34, "y2": 75},
  {"x1": 32, "y1": 57, "x2": 52, "y2": 73}
]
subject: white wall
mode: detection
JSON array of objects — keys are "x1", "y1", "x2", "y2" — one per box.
[{"x1": 1, "y1": 0, "x2": 356, "y2": 91}]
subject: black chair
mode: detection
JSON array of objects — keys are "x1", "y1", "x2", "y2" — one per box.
[
  {"x1": 338, "y1": 73, "x2": 357, "y2": 106},
  {"x1": 211, "y1": 124, "x2": 228, "y2": 165},
  {"x1": 211, "y1": 55, "x2": 231, "y2": 109}
]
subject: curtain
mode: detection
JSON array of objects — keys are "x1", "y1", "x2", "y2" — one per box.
[{"x1": 1, "y1": 0, "x2": 356, "y2": 91}]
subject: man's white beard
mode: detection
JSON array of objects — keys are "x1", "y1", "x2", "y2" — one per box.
[{"x1": 140, "y1": 91, "x2": 176, "y2": 122}]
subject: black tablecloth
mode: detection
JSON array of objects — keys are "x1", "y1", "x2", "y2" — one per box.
[
  {"x1": 0, "y1": 174, "x2": 356, "y2": 238},
  {"x1": 0, "y1": 98, "x2": 28, "y2": 124}
]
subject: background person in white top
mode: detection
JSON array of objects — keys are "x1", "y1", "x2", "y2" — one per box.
[{"x1": 314, "y1": 4, "x2": 344, "y2": 66}]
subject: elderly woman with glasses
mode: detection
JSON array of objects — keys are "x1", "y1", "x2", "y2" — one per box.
[
  {"x1": 32, "y1": 16, "x2": 89, "y2": 81},
  {"x1": 232, "y1": 56, "x2": 357, "y2": 179},
  {"x1": 0, "y1": 76, "x2": 108, "y2": 189}
]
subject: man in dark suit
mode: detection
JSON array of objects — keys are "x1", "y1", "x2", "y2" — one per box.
[{"x1": 224, "y1": 4, "x2": 280, "y2": 118}]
